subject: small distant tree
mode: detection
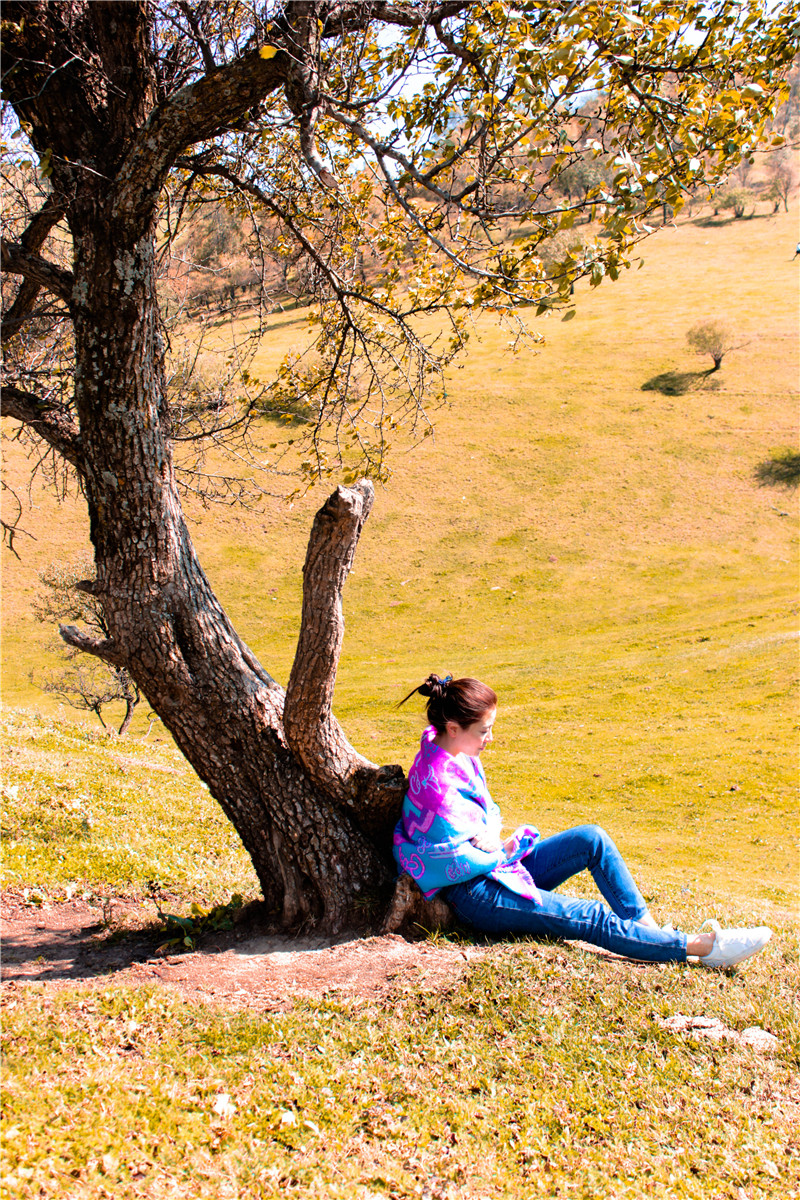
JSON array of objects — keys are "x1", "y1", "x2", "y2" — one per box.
[
  {"x1": 33, "y1": 658, "x2": 142, "y2": 734},
  {"x1": 33, "y1": 558, "x2": 142, "y2": 734},
  {"x1": 755, "y1": 449, "x2": 800, "y2": 489},
  {"x1": 720, "y1": 187, "x2": 755, "y2": 218},
  {"x1": 686, "y1": 320, "x2": 743, "y2": 371},
  {"x1": 766, "y1": 151, "x2": 797, "y2": 212},
  {"x1": 537, "y1": 230, "x2": 586, "y2": 295},
  {"x1": 554, "y1": 159, "x2": 608, "y2": 210},
  {"x1": 733, "y1": 158, "x2": 755, "y2": 187}
]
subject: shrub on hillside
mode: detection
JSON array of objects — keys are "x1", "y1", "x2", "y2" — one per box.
[
  {"x1": 32, "y1": 558, "x2": 142, "y2": 735},
  {"x1": 720, "y1": 187, "x2": 755, "y2": 218},
  {"x1": 766, "y1": 151, "x2": 797, "y2": 213},
  {"x1": 755, "y1": 449, "x2": 800, "y2": 489},
  {"x1": 686, "y1": 320, "x2": 742, "y2": 371}
]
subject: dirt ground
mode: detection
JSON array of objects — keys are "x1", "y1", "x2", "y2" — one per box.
[
  {"x1": 1, "y1": 892, "x2": 785, "y2": 1058},
  {"x1": 0, "y1": 892, "x2": 492, "y2": 1011}
]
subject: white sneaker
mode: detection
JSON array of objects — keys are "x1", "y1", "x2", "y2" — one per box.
[{"x1": 698, "y1": 919, "x2": 772, "y2": 969}]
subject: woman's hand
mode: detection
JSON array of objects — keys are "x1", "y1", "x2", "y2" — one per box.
[{"x1": 470, "y1": 831, "x2": 503, "y2": 854}]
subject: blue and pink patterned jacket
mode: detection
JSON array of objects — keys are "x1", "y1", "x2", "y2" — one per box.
[{"x1": 393, "y1": 726, "x2": 541, "y2": 902}]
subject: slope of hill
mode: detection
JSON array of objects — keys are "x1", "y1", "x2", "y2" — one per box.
[{"x1": 2, "y1": 203, "x2": 797, "y2": 906}]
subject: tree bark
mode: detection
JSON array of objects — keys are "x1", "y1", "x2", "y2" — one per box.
[
  {"x1": 381, "y1": 874, "x2": 454, "y2": 936},
  {"x1": 64, "y1": 196, "x2": 400, "y2": 930},
  {"x1": 1, "y1": 1, "x2": 414, "y2": 932}
]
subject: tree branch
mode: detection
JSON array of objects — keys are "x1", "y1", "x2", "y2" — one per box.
[
  {"x1": 0, "y1": 385, "x2": 84, "y2": 473},
  {"x1": 1, "y1": 240, "x2": 74, "y2": 305},
  {"x1": 432, "y1": 17, "x2": 491, "y2": 88},
  {"x1": 176, "y1": 1, "x2": 218, "y2": 75},
  {"x1": 2, "y1": 193, "x2": 67, "y2": 343},
  {"x1": 59, "y1": 624, "x2": 124, "y2": 667},
  {"x1": 281, "y1": 2, "x2": 338, "y2": 188},
  {"x1": 284, "y1": 480, "x2": 405, "y2": 832},
  {"x1": 112, "y1": 49, "x2": 288, "y2": 223},
  {"x1": 0, "y1": 478, "x2": 33, "y2": 558},
  {"x1": 320, "y1": 1, "x2": 469, "y2": 36},
  {"x1": 112, "y1": 1, "x2": 473, "y2": 224}
]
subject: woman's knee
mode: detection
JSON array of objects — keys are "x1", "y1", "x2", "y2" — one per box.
[
  {"x1": 568, "y1": 823, "x2": 619, "y2": 867},
  {"x1": 570, "y1": 823, "x2": 610, "y2": 849}
]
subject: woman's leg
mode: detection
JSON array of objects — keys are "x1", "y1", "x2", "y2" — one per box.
[
  {"x1": 522, "y1": 825, "x2": 650, "y2": 921},
  {"x1": 445, "y1": 875, "x2": 687, "y2": 963}
]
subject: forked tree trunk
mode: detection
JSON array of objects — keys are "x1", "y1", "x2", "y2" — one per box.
[
  {"x1": 58, "y1": 194, "x2": 407, "y2": 931},
  {"x1": 0, "y1": 0, "x2": 435, "y2": 933}
]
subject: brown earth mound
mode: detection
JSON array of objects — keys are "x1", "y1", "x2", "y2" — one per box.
[{"x1": 1, "y1": 893, "x2": 491, "y2": 1011}]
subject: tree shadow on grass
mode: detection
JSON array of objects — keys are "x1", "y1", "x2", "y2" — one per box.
[
  {"x1": 641, "y1": 369, "x2": 720, "y2": 396},
  {"x1": 690, "y1": 211, "x2": 776, "y2": 228},
  {"x1": 754, "y1": 450, "x2": 800, "y2": 490},
  {"x1": 0, "y1": 896, "x2": 274, "y2": 985}
]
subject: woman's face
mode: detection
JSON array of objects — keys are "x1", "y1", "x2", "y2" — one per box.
[{"x1": 445, "y1": 707, "x2": 496, "y2": 757}]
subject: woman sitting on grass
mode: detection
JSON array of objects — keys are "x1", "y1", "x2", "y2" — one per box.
[{"x1": 395, "y1": 674, "x2": 772, "y2": 969}]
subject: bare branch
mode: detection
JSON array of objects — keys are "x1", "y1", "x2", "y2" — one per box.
[
  {"x1": 59, "y1": 624, "x2": 124, "y2": 667},
  {"x1": 2, "y1": 193, "x2": 67, "y2": 343},
  {"x1": 0, "y1": 478, "x2": 34, "y2": 558},
  {"x1": 1, "y1": 240, "x2": 74, "y2": 305},
  {"x1": 176, "y1": 1, "x2": 218, "y2": 75},
  {"x1": 0, "y1": 384, "x2": 84, "y2": 472}
]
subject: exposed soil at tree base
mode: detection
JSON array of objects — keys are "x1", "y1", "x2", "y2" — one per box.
[
  {"x1": 1, "y1": 892, "x2": 785, "y2": 1059},
  {"x1": 0, "y1": 892, "x2": 495, "y2": 1011}
]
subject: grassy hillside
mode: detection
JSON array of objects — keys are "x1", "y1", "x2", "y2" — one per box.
[
  {"x1": 3, "y1": 938, "x2": 798, "y2": 1200},
  {"x1": 2, "y1": 203, "x2": 798, "y2": 908},
  {"x1": 2, "y1": 203, "x2": 798, "y2": 1200}
]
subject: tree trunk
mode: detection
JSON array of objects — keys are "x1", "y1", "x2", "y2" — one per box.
[
  {"x1": 117, "y1": 696, "x2": 137, "y2": 737},
  {"x1": 59, "y1": 187, "x2": 403, "y2": 931},
  {"x1": 0, "y1": 0, "x2": 419, "y2": 934}
]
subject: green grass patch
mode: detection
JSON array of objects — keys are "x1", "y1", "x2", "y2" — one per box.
[
  {"x1": 2, "y1": 926, "x2": 797, "y2": 1199},
  {"x1": 0, "y1": 709, "x2": 258, "y2": 903}
]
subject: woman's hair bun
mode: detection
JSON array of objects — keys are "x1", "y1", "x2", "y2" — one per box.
[
  {"x1": 418, "y1": 673, "x2": 452, "y2": 698},
  {"x1": 398, "y1": 673, "x2": 452, "y2": 706},
  {"x1": 398, "y1": 674, "x2": 497, "y2": 732}
]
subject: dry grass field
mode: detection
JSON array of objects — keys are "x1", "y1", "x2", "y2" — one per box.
[
  {"x1": 5, "y1": 201, "x2": 796, "y2": 906},
  {"x1": 1, "y1": 202, "x2": 798, "y2": 1200}
]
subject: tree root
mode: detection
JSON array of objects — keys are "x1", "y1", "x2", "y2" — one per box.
[{"x1": 380, "y1": 874, "x2": 454, "y2": 935}]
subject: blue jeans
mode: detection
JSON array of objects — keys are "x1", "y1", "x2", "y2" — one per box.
[{"x1": 443, "y1": 824, "x2": 688, "y2": 963}]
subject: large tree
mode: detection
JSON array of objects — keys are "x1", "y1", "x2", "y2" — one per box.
[{"x1": 2, "y1": 0, "x2": 796, "y2": 930}]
